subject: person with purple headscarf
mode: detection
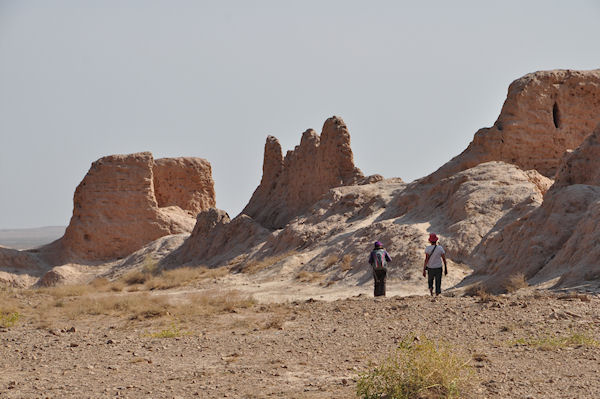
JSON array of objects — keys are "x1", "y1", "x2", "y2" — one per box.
[{"x1": 368, "y1": 241, "x2": 391, "y2": 297}]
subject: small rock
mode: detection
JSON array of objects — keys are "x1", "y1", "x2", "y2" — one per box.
[
  {"x1": 66, "y1": 326, "x2": 76, "y2": 333},
  {"x1": 106, "y1": 339, "x2": 115, "y2": 344},
  {"x1": 69, "y1": 343, "x2": 79, "y2": 348}
]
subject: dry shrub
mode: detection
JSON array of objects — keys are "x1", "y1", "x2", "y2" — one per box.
[
  {"x1": 144, "y1": 266, "x2": 229, "y2": 290},
  {"x1": 119, "y1": 255, "x2": 162, "y2": 286},
  {"x1": 356, "y1": 334, "x2": 473, "y2": 399},
  {"x1": 464, "y1": 282, "x2": 496, "y2": 302},
  {"x1": 38, "y1": 284, "x2": 91, "y2": 299},
  {"x1": 242, "y1": 251, "x2": 297, "y2": 274},
  {"x1": 145, "y1": 267, "x2": 200, "y2": 290},
  {"x1": 510, "y1": 330, "x2": 600, "y2": 351},
  {"x1": 258, "y1": 304, "x2": 291, "y2": 330},
  {"x1": 0, "y1": 289, "x2": 20, "y2": 312},
  {"x1": 146, "y1": 323, "x2": 190, "y2": 339},
  {"x1": 296, "y1": 271, "x2": 324, "y2": 283},
  {"x1": 197, "y1": 266, "x2": 229, "y2": 280},
  {"x1": 183, "y1": 290, "x2": 256, "y2": 316},
  {"x1": 504, "y1": 273, "x2": 529, "y2": 293},
  {"x1": 262, "y1": 315, "x2": 285, "y2": 330},
  {"x1": 0, "y1": 289, "x2": 22, "y2": 327},
  {"x1": 122, "y1": 270, "x2": 150, "y2": 285},
  {"x1": 87, "y1": 278, "x2": 124, "y2": 292},
  {"x1": 59, "y1": 293, "x2": 171, "y2": 320},
  {"x1": 557, "y1": 291, "x2": 591, "y2": 302},
  {"x1": 325, "y1": 254, "x2": 338, "y2": 268},
  {"x1": 89, "y1": 277, "x2": 110, "y2": 289},
  {"x1": 108, "y1": 281, "x2": 125, "y2": 292},
  {"x1": 340, "y1": 254, "x2": 354, "y2": 272},
  {"x1": 474, "y1": 288, "x2": 496, "y2": 303}
]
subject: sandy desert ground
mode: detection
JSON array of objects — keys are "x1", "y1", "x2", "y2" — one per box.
[{"x1": 2, "y1": 270, "x2": 600, "y2": 399}]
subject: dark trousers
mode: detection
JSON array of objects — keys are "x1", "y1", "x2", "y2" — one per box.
[
  {"x1": 427, "y1": 267, "x2": 442, "y2": 295},
  {"x1": 373, "y1": 268, "x2": 387, "y2": 297}
]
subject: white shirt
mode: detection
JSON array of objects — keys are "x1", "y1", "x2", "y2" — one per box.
[{"x1": 425, "y1": 244, "x2": 445, "y2": 269}]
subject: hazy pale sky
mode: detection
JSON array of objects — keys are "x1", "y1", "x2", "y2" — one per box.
[{"x1": 1, "y1": 1, "x2": 599, "y2": 229}]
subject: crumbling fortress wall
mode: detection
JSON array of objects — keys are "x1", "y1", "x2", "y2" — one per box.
[
  {"x1": 430, "y1": 69, "x2": 600, "y2": 181},
  {"x1": 58, "y1": 152, "x2": 215, "y2": 261},
  {"x1": 242, "y1": 116, "x2": 364, "y2": 229}
]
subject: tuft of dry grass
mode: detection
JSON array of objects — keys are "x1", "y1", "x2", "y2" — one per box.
[
  {"x1": 242, "y1": 251, "x2": 297, "y2": 274},
  {"x1": 196, "y1": 266, "x2": 229, "y2": 280},
  {"x1": 185, "y1": 289, "x2": 256, "y2": 316},
  {"x1": 119, "y1": 265, "x2": 229, "y2": 290},
  {"x1": 143, "y1": 266, "x2": 228, "y2": 290},
  {"x1": 340, "y1": 254, "x2": 354, "y2": 272},
  {"x1": 262, "y1": 315, "x2": 285, "y2": 330},
  {"x1": 324, "y1": 254, "x2": 338, "y2": 268},
  {"x1": 510, "y1": 330, "x2": 600, "y2": 351},
  {"x1": 557, "y1": 291, "x2": 591, "y2": 302},
  {"x1": 295, "y1": 271, "x2": 324, "y2": 283},
  {"x1": 56, "y1": 293, "x2": 171, "y2": 320},
  {"x1": 0, "y1": 288, "x2": 21, "y2": 313},
  {"x1": 504, "y1": 273, "x2": 529, "y2": 293},
  {"x1": 89, "y1": 277, "x2": 124, "y2": 292},
  {"x1": 146, "y1": 323, "x2": 191, "y2": 339},
  {"x1": 1, "y1": 282, "x2": 258, "y2": 329},
  {"x1": 31, "y1": 288, "x2": 257, "y2": 325},
  {"x1": 89, "y1": 277, "x2": 110, "y2": 289},
  {"x1": 122, "y1": 271, "x2": 151, "y2": 285},
  {"x1": 464, "y1": 283, "x2": 496, "y2": 302},
  {"x1": 474, "y1": 289, "x2": 496, "y2": 303},
  {"x1": 37, "y1": 284, "x2": 92, "y2": 299}
]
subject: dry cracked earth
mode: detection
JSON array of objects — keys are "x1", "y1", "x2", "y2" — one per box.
[{"x1": 2, "y1": 286, "x2": 600, "y2": 399}]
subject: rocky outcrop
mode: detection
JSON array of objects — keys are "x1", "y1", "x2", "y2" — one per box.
[
  {"x1": 469, "y1": 123, "x2": 600, "y2": 291},
  {"x1": 263, "y1": 162, "x2": 547, "y2": 281},
  {"x1": 431, "y1": 69, "x2": 600, "y2": 180},
  {"x1": 242, "y1": 116, "x2": 364, "y2": 229},
  {"x1": 168, "y1": 208, "x2": 271, "y2": 268},
  {"x1": 58, "y1": 152, "x2": 215, "y2": 261}
]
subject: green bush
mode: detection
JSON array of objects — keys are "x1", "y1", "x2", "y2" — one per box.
[
  {"x1": 510, "y1": 330, "x2": 599, "y2": 351},
  {"x1": 356, "y1": 335, "x2": 473, "y2": 399},
  {"x1": 0, "y1": 312, "x2": 21, "y2": 328},
  {"x1": 146, "y1": 323, "x2": 190, "y2": 339}
]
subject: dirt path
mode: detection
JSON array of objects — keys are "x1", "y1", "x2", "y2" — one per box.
[{"x1": 2, "y1": 287, "x2": 600, "y2": 398}]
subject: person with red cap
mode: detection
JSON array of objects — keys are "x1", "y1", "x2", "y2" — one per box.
[
  {"x1": 369, "y1": 241, "x2": 391, "y2": 297},
  {"x1": 423, "y1": 233, "x2": 447, "y2": 296}
]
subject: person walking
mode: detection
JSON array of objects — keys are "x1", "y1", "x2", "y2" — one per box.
[
  {"x1": 369, "y1": 241, "x2": 391, "y2": 297},
  {"x1": 423, "y1": 233, "x2": 447, "y2": 296}
]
